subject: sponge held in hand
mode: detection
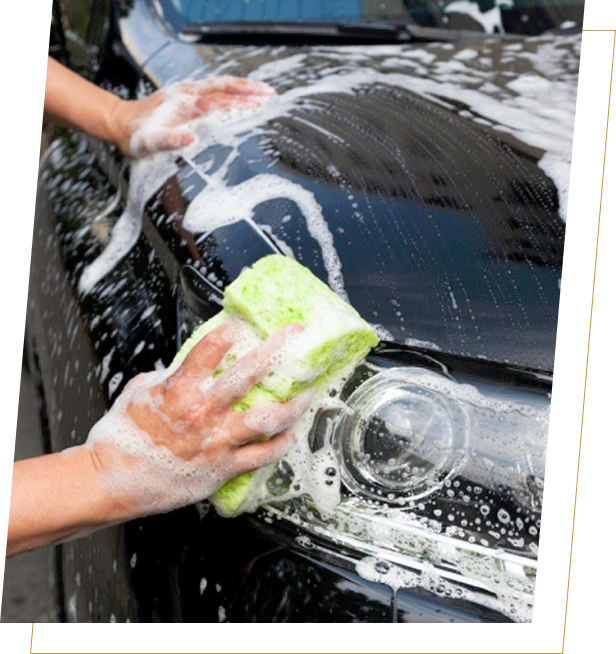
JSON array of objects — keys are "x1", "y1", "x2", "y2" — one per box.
[{"x1": 173, "y1": 255, "x2": 379, "y2": 516}]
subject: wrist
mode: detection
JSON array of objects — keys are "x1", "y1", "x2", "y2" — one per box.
[
  {"x1": 82, "y1": 443, "x2": 134, "y2": 525},
  {"x1": 7, "y1": 445, "x2": 132, "y2": 557},
  {"x1": 105, "y1": 95, "x2": 133, "y2": 155}
]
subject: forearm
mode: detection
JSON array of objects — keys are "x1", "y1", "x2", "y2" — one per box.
[
  {"x1": 44, "y1": 56, "x2": 124, "y2": 147},
  {"x1": 7, "y1": 445, "x2": 127, "y2": 558}
]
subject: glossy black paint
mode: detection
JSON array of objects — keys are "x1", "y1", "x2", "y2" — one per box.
[
  {"x1": 146, "y1": 95, "x2": 564, "y2": 370},
  {"x1": 201, "y1": 516, "x2": 507, "y2": 623},
  {"x1": 28, "y1": 0, "x2": 573, "y2": 622}
]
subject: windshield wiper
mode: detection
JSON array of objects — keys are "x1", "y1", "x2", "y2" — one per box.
[
  {"x1": 180, "y1": 20, "x2": 414, "y2": 43},
  {"x1": 180, "y1": 20, "x2": 512, "y2": 45}
]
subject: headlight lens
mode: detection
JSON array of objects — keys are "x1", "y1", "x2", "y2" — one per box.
[{"x1": 337, "y1": 369, "x2": 470, "y2": 502}]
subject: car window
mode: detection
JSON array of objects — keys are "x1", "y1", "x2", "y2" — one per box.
[{"x1": 163, "y1": 0, "x2": 584, "y2": 35}]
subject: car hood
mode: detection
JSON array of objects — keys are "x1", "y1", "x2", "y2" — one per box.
[{"x1": 142, "y1": 34, "x2": 580, "y2": 372}]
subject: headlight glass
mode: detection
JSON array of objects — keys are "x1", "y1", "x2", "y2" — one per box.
[{"x1": 337, "y1": 369, "x2": 470, "y2": 502}]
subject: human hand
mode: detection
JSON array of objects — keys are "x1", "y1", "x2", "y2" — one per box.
[
  {"x1": 109, "y1": 75, "x2": 276, "y2": 159},
  {"x1": 85, "y1": 320, "x2": 310, "y2": 520}
]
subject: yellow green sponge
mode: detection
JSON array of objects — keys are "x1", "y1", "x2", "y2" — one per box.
[{"x1": 173, "y1": 255, "x2": 379, "y2": 517}]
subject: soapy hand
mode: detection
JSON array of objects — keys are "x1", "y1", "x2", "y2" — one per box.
[
  {"x1": 110, "y1": 76, "x2": 277, "y2": 159},
  {"x1": 7, "y1": 320, "x2": 310, "y2": 557},
  {"x1": 44, "y1": 58, "x2": 276, "y2": 162},
  {"x1": 85, "y1": 320, "x2": 310, "y2": 519}
]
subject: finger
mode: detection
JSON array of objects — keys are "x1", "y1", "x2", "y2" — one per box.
[
  {"x1": 130, "y1": 127, "x2": 194, "y2": 158},
  {"x1": 164, "y1": 93, "x2": 263, "y2": 129},
  {"x1": 163, "y1": 96, "x2": 208, "y2": 125},
  {"x1": 228, "y1": 391, "x2": 314, "y2": 445},
  {"x1": 193, "y1": 92, "x2": 264, "y2": 116},
  {"x1": 179, "y1": 76, "x2": 276, "y2": 97},
  {"x1": 232, "y1": 430, "x2": 295, "y2": 476},
  {"x1": 163, "y1": 321, "x2": 238, "y2": 405},
  {"x1": 209, "y1": 324, "x2": 304, "y2": 407}
]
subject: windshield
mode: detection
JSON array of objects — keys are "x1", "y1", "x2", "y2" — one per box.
[{"x1": 162, "y1": 0, "x2": 584, "y2": 36}]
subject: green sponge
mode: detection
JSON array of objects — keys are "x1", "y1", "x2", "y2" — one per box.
[{"x1": 173, "y1": 255, "x2": 379, "y2": 517}]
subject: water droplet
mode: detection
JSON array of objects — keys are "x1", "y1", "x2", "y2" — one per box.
[{"x1": 374, "y1": 560, "x2": 390, "y2": 574}]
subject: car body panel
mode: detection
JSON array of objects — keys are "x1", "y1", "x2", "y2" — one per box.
[
  {"x1": 140, "y1": 35, "x2": 577, "y2": 371},
  {"x1": 29, "y1": 0, "x2": 579, "y2": 622}
]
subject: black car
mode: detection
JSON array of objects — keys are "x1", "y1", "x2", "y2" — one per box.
[{"x1": 27, "y1": 0, "x2": 583, "y2": 623}]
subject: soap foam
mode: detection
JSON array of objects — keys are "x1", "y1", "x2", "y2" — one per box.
[
  {"x1": 80, "y1": 34, "x2": 577, "y2": 295},
  {"x1": 444, "y1": 1, "x2": 509, "y2": 33}
]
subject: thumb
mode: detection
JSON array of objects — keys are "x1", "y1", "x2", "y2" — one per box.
[{"x1": 129, "y1": 127, "x2": 194, "y2": 159}]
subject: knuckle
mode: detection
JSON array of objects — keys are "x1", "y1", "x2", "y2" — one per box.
[
  {"x1": 163, "y1": 374, "x2": 185, "y2": 400},
  {"x1": 194, "y1": 330, "x2": 228, "y2": 358}
]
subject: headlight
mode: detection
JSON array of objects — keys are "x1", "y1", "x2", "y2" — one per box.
[{"x1": 261, "y1": 362, "x2": 548, "y2": 623}]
